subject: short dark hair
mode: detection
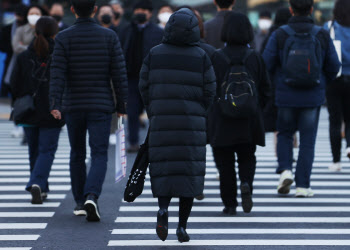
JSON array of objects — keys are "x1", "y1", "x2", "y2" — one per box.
[
  {"x1": 221, "y1": 12, "x2": 254, "y2": 45},
  {"x1": 333, "y1": 0, "x2": 350, "y2": 27},
  {"x1": 290, "y1": 0, "x2": 314, "y2": 16},
  {"x1": 215, "y1": 0, "x2": 235, "y2": 9},
  {"x1": 71, "y1": 0, "x2": 96, "y2": 17}
]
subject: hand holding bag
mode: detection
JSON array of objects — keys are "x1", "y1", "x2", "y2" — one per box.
[{"x1": 124, "y1": 130, "x2": 150, "y2": 202}]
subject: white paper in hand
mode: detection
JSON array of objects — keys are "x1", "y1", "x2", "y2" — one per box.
[{"x1": 115, "y1": 117, "x2": 127, "y2": 183}]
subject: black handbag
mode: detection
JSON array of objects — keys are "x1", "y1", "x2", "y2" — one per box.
[
  {"x1": 12, "y1": 95, "x2": 35, "y2": 121},
  {"x1": 124, "y1": 130, "x2": 150, "y2": 202}
]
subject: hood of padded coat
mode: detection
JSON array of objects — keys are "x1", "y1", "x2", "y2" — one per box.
[{"x1": 162, "y1": 8, "x2": 200, "y2": 46}]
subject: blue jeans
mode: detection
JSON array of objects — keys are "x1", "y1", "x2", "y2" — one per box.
[
  {"x1": 276, "y1": 107, "x2": 321, "y2": 188},
  {"x1": 65, "y1": 112, "x2": 112, "y2": 204},
  {"x1": 24, "y1": 127, "x2": 61, "y2": 193}
]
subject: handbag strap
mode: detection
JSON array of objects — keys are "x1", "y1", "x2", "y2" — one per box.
[{"x1": 31, "y1": 56, "x2": 52, "y2": 96}]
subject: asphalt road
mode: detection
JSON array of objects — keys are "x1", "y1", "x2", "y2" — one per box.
[{"x1": 1, "y1": 109, "x2": 350, "y2": 250}]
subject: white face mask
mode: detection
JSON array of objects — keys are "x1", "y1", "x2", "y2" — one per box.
[
  {"x1": 28, "y1": 14, "x2": 41, "y2": 26},
  {"x1": 158, "y1": 12, "x2": 172, "y2": 24},
  {"x1": 258, "y1": 19, "x2": 272, "y2": 31}
]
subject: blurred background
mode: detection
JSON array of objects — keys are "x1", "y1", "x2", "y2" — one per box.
[{"x1": 0, "y1": 0, "x2": 336, "y2": 28}]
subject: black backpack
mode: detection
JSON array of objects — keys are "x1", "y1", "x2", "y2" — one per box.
[
  {"x1": 281, "y1": 25, "x2": 322, "y2": 89},
  {"x1": 218, "y1": 49, "x2": 258, "y2": 119}
]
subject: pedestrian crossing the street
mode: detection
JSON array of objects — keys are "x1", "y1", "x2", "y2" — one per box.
[
  {"x1": 108, "y1": 109, "x2": 350, "y2": 248},
  {"x1": 0, "y1": 122, "x2": 71, "y2": 249}
]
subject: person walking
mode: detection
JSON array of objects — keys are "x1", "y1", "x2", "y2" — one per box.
[
  {"x1": 119, "y1": 0, "x2": 163, "y2": 152},
  {"x1": 204, "y1": 0, "x2": 235, "y2": 49},
  {"x1": 208, "y1": 12, "x2": 271, "y2": 215},
  {"x1": 49, "y1": 0, "x2": 128, "y2": 221},
  {"x1": 263, "y1": 0, "x2": 341, "y2": 197},
  {"x1": 324, "y1": 0, "x2": 350, "y2": 171},
  {"x1": 253, "y1": 10, "x2": 273, "y2": 53},
  {"x1": 139, "y1": 8, "x2": 216, "y2": 242},
  {"x1": 50, "y1": 2, "x2": 69, "y2": 31},
  {"x1": 10, "y1": 16, "x2": 64, "y2": 204}
]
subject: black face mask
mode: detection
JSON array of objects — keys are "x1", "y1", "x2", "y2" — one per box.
[
  {"x1": 133, "y1": 13, "x2": 147, "y2": 24},
  {"x1": 101, "y1": 14, "x2": 112, "y2": 25},
  {"x1": 52, "y1": 15, "x2": 63, "y2": 23},
  {"x1": 114, "y1": 12, "x2": 121, "y2": 20}
]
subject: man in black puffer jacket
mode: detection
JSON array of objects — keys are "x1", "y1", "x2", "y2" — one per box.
[{"x1": 49, "y1": 0, "x2": 128, "y2": 222}]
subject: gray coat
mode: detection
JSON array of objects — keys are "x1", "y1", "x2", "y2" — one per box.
[{"x1": 204, "y1": 11, "x2": 230, "y2": 49}]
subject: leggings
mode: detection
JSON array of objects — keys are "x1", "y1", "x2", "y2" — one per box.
[{"x1": 158, "y1": 197, "x2": 194, "y2": 229}]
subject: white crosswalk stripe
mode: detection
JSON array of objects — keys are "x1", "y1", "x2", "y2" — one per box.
[
  {"x1": 0, "y1": 122, "x2": 71, "y2": 249},
  {"x1": 108, "y1": 108, "x2": 350, "y2": 247}
]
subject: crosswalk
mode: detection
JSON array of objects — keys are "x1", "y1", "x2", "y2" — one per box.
[
  {"x1": 0, "y1": 122, "x2": 71, "y2": 249},
  {"x1": 108, "y1": 108, "x2": 350, "y2": 248}
]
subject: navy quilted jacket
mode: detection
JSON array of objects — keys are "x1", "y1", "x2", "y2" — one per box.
[{"x1": 49, "y1": 18, "x2": 128, "y2": 113}]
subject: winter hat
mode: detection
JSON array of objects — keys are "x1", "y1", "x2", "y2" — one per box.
[{"x1": 133, "y1": 0, "x2": 153, "y2": 11}]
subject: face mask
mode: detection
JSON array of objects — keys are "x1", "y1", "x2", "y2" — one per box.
[
  {"x1": 101, "y1": 14, "x2": 112, "y2": 25},
  {"x1": 133, "y1": 13, "x2": 147, "y2": 24},
  {"x1": 114, "y1": 12, "x2": 121, "y2": 20},
  {"x1": 158, "y1": 12, "x2": 172, "y2": 24},
  {"x1": 28, "y1": 14, "x2": 41, "y2": 26},
  {"x1": 258, "y1": 19, "x2": 272, "y2": 31},
  {"x1": 52, "y1": 15, "x2": 63, "y2": 23}
]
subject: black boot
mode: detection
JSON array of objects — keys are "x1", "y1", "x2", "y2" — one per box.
[
  {"x1": 176, "y1": 227, "x2": 190, "y2": 243},
  {"x1": 156, "y1": 209, "x2": 168, "y2": 241},
  {"x1": 240, "y1": 182, "x2": 253, "y2": 213}
]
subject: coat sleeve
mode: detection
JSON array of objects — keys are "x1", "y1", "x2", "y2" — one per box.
[
  {"x1": 111, "y1": 33, "x2": 128, "y2": 114},
  {"x1": 203, "y1": 54, "x2": 216, "y2": 110},
  {"x1": 12, "y1": 27, "x2": 28, "y2": 54},
  {"x1": 9, "y1": 54, "x2": 22, "y2": 99},
  {"x1": 262, "y1": 31, "x2": 279, "y2": 74},
  {"x1": 49, "y1": 35, "x2": 67, "y2": 111},
  {"x1": 139, "y1": 54, "x2": 151, "y2": 113},
  {"x1": 323, "y1": 34, "x2": 341, "y2": 83},
  {"x1": 256, "y1": 53, "x2": 272, "y2": 109}
]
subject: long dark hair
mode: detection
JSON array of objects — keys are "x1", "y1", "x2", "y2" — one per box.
[
  {"x1": 334, "y1": 0, "x2": 350, "y2": 27},
  {"x1": 33, "y1": 16, "x2": 58, "y2": 59}
]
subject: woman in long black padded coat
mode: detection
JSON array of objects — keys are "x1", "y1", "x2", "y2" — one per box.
[{"x1": 139, "y1": 8, "x2": 216, "y2": 243}]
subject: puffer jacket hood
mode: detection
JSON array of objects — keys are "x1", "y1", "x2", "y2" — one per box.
[{"x1": 162, "y1": 8, "x2": 200, "y2": 46}]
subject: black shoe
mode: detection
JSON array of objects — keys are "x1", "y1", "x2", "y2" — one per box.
[
  {"x1": 156, "y1": 209, "x2": 168, "y2": 241},
  {"x1": 223, "y1": 207, "x2": 236, "y2": 215},
  {"x1": 241, "y1": 182, "x2": 253, "y2": 213},
  {"x1": 41, "y1": 192, "x2": 47, "y2": 201},
  {"x1": 176, "y1": 227, "x2": 190, "y2": 243},
  {"x1": 74, "y1": 203, "x2": 87, "y2": 216},
  {"x1": 195, "y1": 193, "x2": 205, "y2": 201},
  {"x1": 84, "y1": 194, "x2": 100, "y2": 222},
  {"x1": 30, "y1": 185, "x2": 42, "y2": 204}
]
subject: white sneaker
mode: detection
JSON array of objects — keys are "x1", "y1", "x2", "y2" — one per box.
[
  {"x1": 329, "y1": 162, "x2": 342, "y2": 172},
  {"x1": 277, "y1": 170, "x2": 294, "y2": 195},
  {"x1": 11, "y1": 126, "x2": 23, "y2": 138},
  {"x1": 109, "y1": 134, "x2": 116, "y2": 145},
  {"x1": 295, "y1": 187, "x2": 314, "y2": 197},
  {"x1": 346, "y1": 148, "x2": 350, "y2": 159}
]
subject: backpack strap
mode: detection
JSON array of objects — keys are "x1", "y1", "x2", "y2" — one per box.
[
  {"x1": 217, "y1": 49, "x2": 231, "y2": 65},
  {"x1": 281, "y1": 25, "x2": 296, "y2": 36}
]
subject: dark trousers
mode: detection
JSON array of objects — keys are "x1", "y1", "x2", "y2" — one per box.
[
  {"x1": 276, "y1": 107, "x2": 320, "y2": 188},
  {"x1": 326, "y1": 76, "x2": 350, "y2": 163},
  {"x1": 24, "y1": 127, "x2": 61, "y2": 193},
  {"x1": 127, "y1": 78, "x2": 144, "y2": 145},
  {"x1": 65, "y1": 112, "x2": 112, "y2": 204},
  {"x1": 212, "y1": 144, "x2": 256, "y2": 208}
]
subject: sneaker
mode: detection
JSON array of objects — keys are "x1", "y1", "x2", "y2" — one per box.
[
  {"x1": 240, "y1": 182, "x2": 253, "y2": 213},
  {"x1": 11, "y1": 126, "x2": 23, "y2": 138},
  {"x1": 346, "y1": 148, "x2": 350, "y2": 159},
  {"x1": 73, "y1": 203, "x2": 87, "y2": 216},
  {"x1": 295, "y1": 187, "x2": 314, "y2": 197},
  {"x1": 329, "y1": 162, "x2": 342, "y2": 172},
  {"x1": 41, "y1": 192, "x2": 48, "y2": 201},
  {"x1": 30, "y1": 185, "x2": 42, "y2": 204},
  {"x1": 84, "y1": 194, "x2": 100, "y2": 222},
  {"x1": 109, "y1": 134, "x2": 117, "y2": 145},
  {"x1": 277, "y1": 170, "x2": 294, "y2": 195}
]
